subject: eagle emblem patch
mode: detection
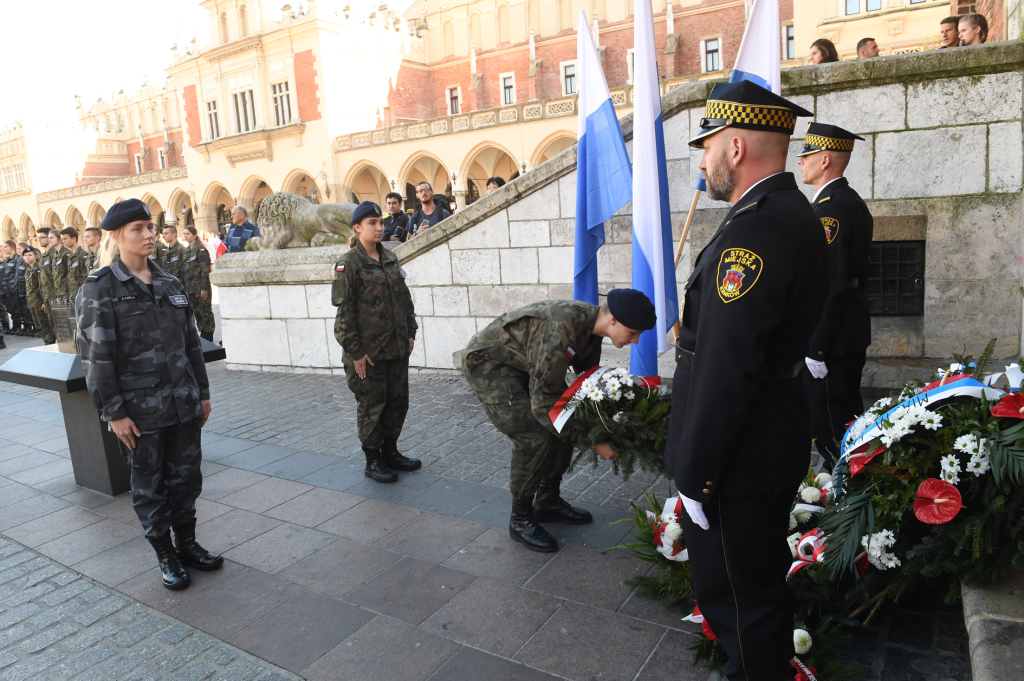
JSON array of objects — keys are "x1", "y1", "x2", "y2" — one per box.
[
  {"x1": 820, "y1": 217, "x2": 839, "y2": 245},
  {"x1": 716, "y1": 248, "x2": 763, "y2": 303}
]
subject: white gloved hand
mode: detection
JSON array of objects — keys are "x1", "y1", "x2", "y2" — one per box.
[
  {"x1": 805, "y1": 357, "x2": 828, "y2": 379},
  {"x1": 681, "y1": 494, "x2": 710, "y2": 530}
]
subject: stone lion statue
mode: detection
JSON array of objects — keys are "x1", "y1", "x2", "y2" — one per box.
[{"x1": 247, "y1": 193, "x2": 357, "y2": 250}]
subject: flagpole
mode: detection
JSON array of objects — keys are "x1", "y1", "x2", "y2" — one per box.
[{"x1": 670, "y1": 185, "x2": 702, "y2": 340}]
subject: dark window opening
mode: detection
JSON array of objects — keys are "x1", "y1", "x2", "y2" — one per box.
[{"x1": 867, "y1": 241, "x2": 925, "y2": 316}]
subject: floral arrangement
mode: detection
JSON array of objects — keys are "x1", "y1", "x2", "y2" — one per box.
[
  {"x1": 551, "y1": 366, "x2": 671, "y2": 480},
  {"x1": 614, "y1": 341, "x2": 1024, "y2": 679}
]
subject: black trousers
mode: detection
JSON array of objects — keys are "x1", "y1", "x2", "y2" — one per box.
[
  {"x1": 681, "y1": 492, "x2": 796, "y2": 681},
  {"x1": 802, "y1": 351, "x2": 866, "y2": 471},
  {"x1": 118, "y1": 419, "x2": 203, "y2": 540}
]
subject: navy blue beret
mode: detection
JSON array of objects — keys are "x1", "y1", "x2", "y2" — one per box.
[
  {"x1": 351, "y1": 201, "x2": 383, "y2": 226},
  {"x1": 607, "y1": 288, "x2": 656, "y2": 331},
  {"x1": 101, "y1": 198, "x2": 152, "y2": 231}
]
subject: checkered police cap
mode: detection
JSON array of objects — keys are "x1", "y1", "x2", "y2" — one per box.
[
  {"x1": 797, "y1": 122, "x2": 864, "y2": 157},
  {"x1": 689, "y1": 80, "x2": 812, "y2": 148}
]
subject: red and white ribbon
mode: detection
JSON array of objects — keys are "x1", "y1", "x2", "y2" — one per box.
[
  {"x1": 548, "y1": 367, "x2": 607, "y2": 433},
  {"x1": 787, "y1": 528, "x2": 827, "y2": 579}
]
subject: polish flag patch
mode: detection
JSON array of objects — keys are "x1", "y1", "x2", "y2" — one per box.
[
  {"x1": 565, "y1": 346, "x2": 576, "y2": 359},
  {"x1": 336, "y1": 265, "x2": 345, "y2": 272}
]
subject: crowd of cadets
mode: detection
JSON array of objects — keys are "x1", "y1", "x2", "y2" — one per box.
[{"x1": 0, "y1": 223, "x2": 214, "y2": 348}]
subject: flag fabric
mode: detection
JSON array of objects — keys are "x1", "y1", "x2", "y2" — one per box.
[
  {"x1": 693, "y1": 0, "x2": 782, "y2": 193},
  {"x1": 573, "y1": 10, "x2": 632, "y2": 304},
  {"x1": 629, "y1": 0, "x2": 678, "y2": 378},
  {"x1": 729, "y1": 0, "x2": 782, "y2": 94}
]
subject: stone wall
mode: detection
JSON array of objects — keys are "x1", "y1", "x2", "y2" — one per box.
[{"x1": 212, "y1": 41, "x2": 1024, "y2": 387}]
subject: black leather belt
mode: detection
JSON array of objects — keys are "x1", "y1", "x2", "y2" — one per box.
[{"x1": 675, "y1": 341, "x2": 803, "y2": 380}]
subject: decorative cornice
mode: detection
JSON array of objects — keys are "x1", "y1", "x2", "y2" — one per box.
[
  {"x1": 201, "y1": 35, "x2": 264, "y2": 63},
  {"x1": 36, "y1": 167, "x2": 187, "y2": 204},
  {"x1": 193, "y1": 123, "x2": 305, "y2": 164}
]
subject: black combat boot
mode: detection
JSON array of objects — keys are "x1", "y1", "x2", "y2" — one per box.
[
  {"x1": 147, "y1": 533, "x2": 191, "y2": 590},
  {"x1": 380, "y1": 439, "x2": 422, "y2": 471},
  {"x1": 0, "y1": 336, "x2": 6, "y2": 350},
  {"x1": 533, "y1": 476, "x2": 593, "y2": 525},
  {"x1": 509, "y1": 496, "x2": 559, "y2": 552},
  {"x1": 173, "y1": 520, "x2": 224, "y2": 571},
  {"x1": 363, "y1": 446, "x2": 398, "y2": 483}
]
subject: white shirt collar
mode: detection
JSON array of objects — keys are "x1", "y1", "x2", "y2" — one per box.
[
  {"x1": 812, "y1": 177, "x2": 843, "y2": 203},
  {"x1": 734, "y1": 172, "x2": 783, "y2": 207}
]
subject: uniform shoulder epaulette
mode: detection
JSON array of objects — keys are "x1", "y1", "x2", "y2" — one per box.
[
  {"x1": 86, "y1": 266, "x2": 111, "y2": 281},
  {"x1": 817, "y1": 196, "x2": 831, "y2": 203},
  {"x1": 731, "y1": 201, "x2": 759, "y2": 219}
]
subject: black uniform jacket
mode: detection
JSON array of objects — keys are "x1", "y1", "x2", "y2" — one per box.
[
  {"x1": 666, "y1": 173, "x2": 828, "y2": 499},
  {"x1": 76, "y1": 258, "x2": 210, "y2": 432},
  {"x1": 808, "y1": 177, "x2": 873, "y2": 359}
]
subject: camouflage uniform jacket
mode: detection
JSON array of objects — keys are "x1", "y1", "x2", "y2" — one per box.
[
  {"x1": 156, "y1": 241, "x2": 188, "y2": 283},
  {"x1": 39, "y1": 247, "x2": 57, "y2": 302},
  {"x1": 463, "y1": 300, "x2": 603, "y2": 442},
  {"x1": 25, "y1": 261, "x2": 43, "y2": 308},
  {"x1": 331, "y1": 239, "x2": 417, "y2": 362},
  {"x1": 51, "y1": 246, "x2": 71, "y2": 300},
  {"x1": 13, "y1": 255, "x2": 28, "y2": 299},
  {"x1": 66, "y1": 246, "x2": 91, "y2": 299},
  {"x1": 75, "y1": 257, "x2": 209, "y2": 431},
  {"x1": 0, "y1": 256, "x2": 10, "y2": 295},
  {"x1": 88, "y1": 248, "x2": 98, "y2": 271},
  {"x1": 183, "y1": 241, "x2": 211, "y2": 299}
]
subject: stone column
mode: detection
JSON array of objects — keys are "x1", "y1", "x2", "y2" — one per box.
[{"x1": 453, "y1": 189, "x2": 468, "y2": 210}]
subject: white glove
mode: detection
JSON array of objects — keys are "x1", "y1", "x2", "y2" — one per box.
[
  {"x1": 805, "y1": 357, "x2": 828, "y2": 379},
  {"x1": 681, "y1": 494, "x2": 709, "y2": 530}
]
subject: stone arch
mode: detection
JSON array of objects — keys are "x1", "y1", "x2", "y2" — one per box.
[
  {"x1": 19, "y1": 214, "x2": 37, "y2": 246},
  {"x1": 43, "y1": 209, "x2": 63, "y2": 230},
  {"x1": 201, "y1": 182, "x2": 235, "y2": 234},
  {"x1": 142, "y1": 193, "x2": 166, "y2": 230},
  {"x1": 166, "y1": 189, "x2": 194, "y2": 228},
  {"x1": 87, "y1": 202, "x2": 107, "y2": 228},
  {"x1": 281, "y1": 169, "x2": 320, "y2": 203},
  {"x1": 398, "y1": 153, "x2": 451, "y2": 207},
  {"x1": 238, "y1": 3, "x2": 249, "y2": 38},
  {"x1": 1, "y1": 216, "x2": 14, "y2": 241},
  {"x1": 239, "y1": 176, "x2": 274, "y2": 219},
  {"x1": 343, "y1": 161, "x2": 390, "y2": 205},
  {"x1": 460, "y1": 142, "x2": 520, "y2": 204},
  {"x1": 531, "y1": 132, "x2": 576, "y2": 168},
  {"x1": 65, "y1": 205, "x2": 86, "y2": 229},
  {"x1": 497, "y1": 3, "x2": 510, "y2": 44}
]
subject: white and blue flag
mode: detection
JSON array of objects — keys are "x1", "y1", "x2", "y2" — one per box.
[
  {"x1": 695, "y1": 0, "x2": 781, "y2": 191},
  {"x1": 629, "y1": 0, "x2": 677, "y2": 378},
  {"x1": 573, "y1": 10, "x2": 632, "y2": 304}
]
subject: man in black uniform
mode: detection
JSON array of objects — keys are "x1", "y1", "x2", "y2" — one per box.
[
  {"x1": 383, "y1": 192, "x2": 409, "y2": 242},
  {"x1": 664, "y1": 81, "x2": 827, "y2": 680},
  {"x1": 797, "y1": 123, "x2": 873, "y2": 471}
]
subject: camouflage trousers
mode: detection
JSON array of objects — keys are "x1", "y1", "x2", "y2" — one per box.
[
  {"x1": 29, "y1": 304, "x2": 55, "y2": 343},
  {"x1": 118, "y1": 418, "x2": 203, "y2": 539},
  {"x1": 192, "y1": 296, "x2": 215, "y2": 339},
  {"x1": 344, "y1": 355, "x2": 410, "y2": 449},
  {"x1": 463, "y1": 363, "x2": 573, "y2": 500}
]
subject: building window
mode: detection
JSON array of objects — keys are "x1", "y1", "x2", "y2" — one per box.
[
  {"x1": 206, "y1": 100, "x2": 221, "y2": 139},
  {"x1": 562, "y1": 62, "x2": 576, "y2": 95},
  {"x1": 846, "y1": 0, "x2": 859, "y2": 15},
  {"x1": 866, "y1": 0, "x2": 881, "y2": 10},
  {"x1": 134, "y1": 154, "x2": 142, "y2": 174},
  {"x1": 704, "y1": 38, "x2": 721, "y2": 72},
  {"x1": 239, "y1": 4, "x2": 249, "y2": 37},
  {"x1": 12, "y1": 164, "x2": 24, "y2": 190},
  {"x1": 158, "y1": 149, "x2": 167, "y2": 169},
  {"x1": 867, "y1": 241, "x2": 925, "y2": 316},
  {"x1": 785, "y1": 25, "x2": 795, "y2": 60},
  {"x1": 219, "y1": 11, "x2": 230, "y2": 44},
  {"x1": 626, "y1": 49, "x2": 636, "y2": 84},
  {"x1": 272, "y1": 82, "x2": 291, "y2": 126},
  {"x1": 229, "y1": 74, "x2": 257, "y2": 133},
  {"x1": 0, "y1": 166, "x2": 13, "y2": 193},
  {"x1": 500, "y1": 73, "x2": 516, "y2": 105},
  {"x1": 448, "y1": 87, "x2": 460, "y2": 114}
]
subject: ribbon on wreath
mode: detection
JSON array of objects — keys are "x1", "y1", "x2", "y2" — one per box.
[
  {"x1": 643, "y1": 495, "x2": 688, "y2": 562},
  {"x1": 548, "y1": 367, "x2": 609, "y2": 433},
  {"x1": 790, "y1": 657, "x2": 818, "y2": 681},
  {"x1": 787, "y1": 528, "x2": 826, "y2": 579}
]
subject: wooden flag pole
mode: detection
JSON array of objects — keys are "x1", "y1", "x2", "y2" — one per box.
[{"x1": 670, "y1": 186, "x2": 702, "y2": 340}]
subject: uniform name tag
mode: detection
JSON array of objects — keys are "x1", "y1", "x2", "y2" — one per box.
[
  {"x1": 188, "y1": 255, "x2": 197, "y2": 262},
  {"x1": 18, "y1": 265, "x2": 25, "y2": 270},
  {"x1": 42, "y1": 260, "x2": 49, "y2": 266},
  {"x1": 55, "y1": 258, "x2": 62, "y2": 264},
  {"x1": 115, "y1": 295, "x2": 137, "y2": 302},
  {"x1": 399, "y1": 268, "x2": 407, "y2": 279},
  {"x1": 170, "y1": 256, "x2": 180, "y2": 262},
  {"x1": 168, "y1": 294, "x2": 188, "y2": 307}
]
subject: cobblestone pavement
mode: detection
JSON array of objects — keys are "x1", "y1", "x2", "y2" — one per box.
[
  {"x1": 0, "y1": 536, "x2": 299, "y2": 681},
  {"x1": 0, "y1": 333, "x2": 973, "y2": 680}
]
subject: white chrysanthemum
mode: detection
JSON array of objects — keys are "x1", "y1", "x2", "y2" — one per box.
[
  {"x1": 920, "y1": 410, "x2": 943, "y2": 431},
  {"x1": 880, "y1": 553, "x2": 901, "y2": 569},
  {"x1": 612, "y1": 411, "x2": 624, "y2": 423},
  {"x1": 800, "y1": 487, "x2": 820, "y2": 504},
  {"x1": 787, "y1": 533, "x2": 801, "y2": 559},
  {"x1": 814, "y1": 473, "x2": 832, "y2": 486},
  {"x1": 941, "y1": 468, "x2": 960, "y2": 484},
  {"x1": 662, "y1": 512, "x2": 677, "y2": 525},
  {"x1": 904, "y1": 404, "x2": 927, "y2": 425},
  {"x1": 940, "y1": 454, "x2": 960, "y2": 473},
  {"x1": 789, "y1": 514, "x2": 798, "y2": 530},
  {"x1": 876, "y1": 529, "x2": 896, "y2": 547},
  {"x1": 880, "y1": 431, "x2": 898, "y2": 448},
  {"x1": 664, "y1": 522, "x2": 682, "y2": 541},
  {"x1": 794, "y1": 509, "x2": 811, "y2": 524},
  {"x1": 626, "y1": 391, "x2": 635, "y2": 400},
  {"x1": 890, "y1": 405, "x2": 910, "y2": 423},
  {"x1": 954, "y1": 433, "x2": 978, "y2": 454},
  {"x1": 874, "y1": 396, "x2": 893, "y2": 410},
  {"x1": 967, "y1": 452, "x2": 991, "y2": 476},
  {"x1": 793, "y1": 629, "x2": 813, "y2": 655}
]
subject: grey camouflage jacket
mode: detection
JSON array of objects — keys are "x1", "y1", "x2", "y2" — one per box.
[{"x1": 75, "y1": 257, "x2": 209, "y2": 431}]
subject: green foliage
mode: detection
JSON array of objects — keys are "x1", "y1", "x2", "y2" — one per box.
[
  {"x1": 821, "y1": 492, "x2": 874, "y2": 580},
  {"x1": 970, "y1": 337, "x2": 998, "y2": 379}
]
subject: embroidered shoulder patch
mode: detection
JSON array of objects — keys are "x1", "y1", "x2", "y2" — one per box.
[
  {"x1": 716, "y1": 248, "x2": 763, "y2": 303},
  {"x1": 565, "y1": 346, "x2": 576, "y2": 359},
  {"x1": 820, "y1": 217, "x2": 839, "y2": 245},
  {"x1": 336, "y1": 264, "x2": 345, "y2": 272}
]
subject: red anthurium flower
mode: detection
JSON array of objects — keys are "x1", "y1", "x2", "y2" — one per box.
[
  {"x1": 913, "y1": 478, "x2": 963, "y2": 524},
  {"x1": 849, "y1": 444, "x2": 887, "y2": 476},
  {"x1": 991, "y1": 393, "x2": 1024, "y2": 420},
  {"x1": 921, "y1": 373, "x2": 970, "y2": 392}
]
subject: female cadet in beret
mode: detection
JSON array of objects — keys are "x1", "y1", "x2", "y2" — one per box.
[
  {"x1": 76, "y1": 198, "x2": 222, "y2": 591},
  {"x1": 332, "y1": 200, "x2": 421, "y2": 483}
]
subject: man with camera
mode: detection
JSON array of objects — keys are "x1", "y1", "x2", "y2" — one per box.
[{"x1": 383, "y1": 192, "x2": 409, "y2": 242}]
